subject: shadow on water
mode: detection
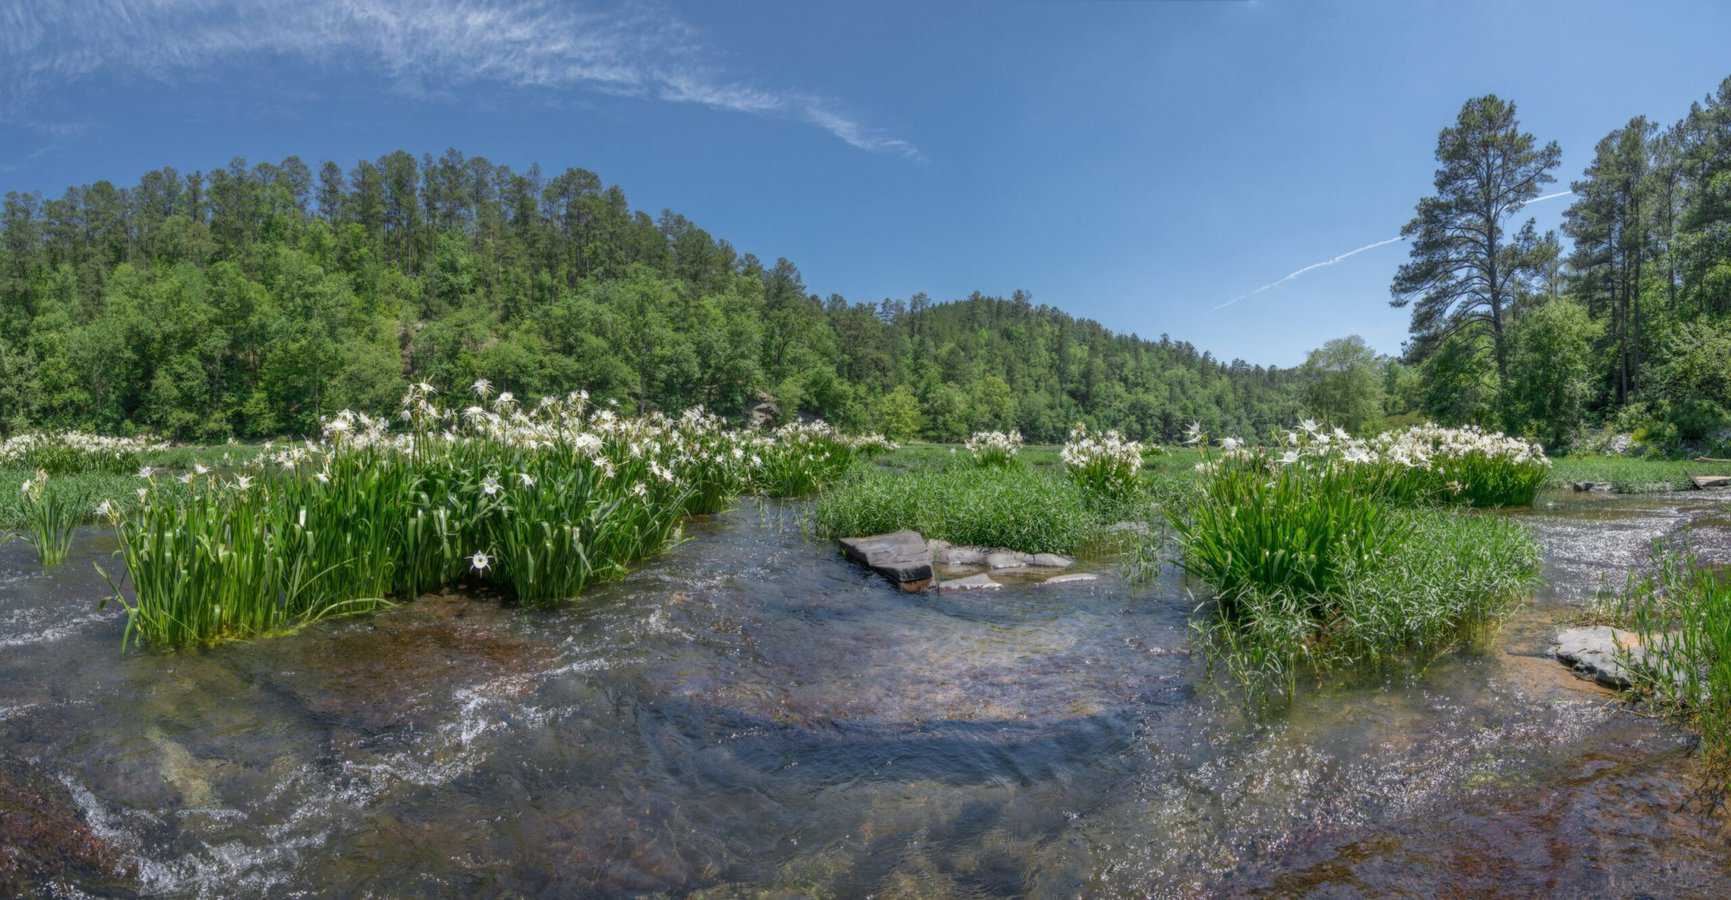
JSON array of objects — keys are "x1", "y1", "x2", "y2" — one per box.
[{"x1": 1, "y1": 494, "x2": 1730, "y2": 896}]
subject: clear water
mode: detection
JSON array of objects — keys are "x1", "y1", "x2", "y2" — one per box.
[{"x1": 3, "y1": 493, "x2": 1730, "y2": 896}]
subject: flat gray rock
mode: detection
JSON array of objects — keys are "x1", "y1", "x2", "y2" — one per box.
[
  {"x1": 929, "y1": 540, "x2": 989, "y2": 567},
  {"x1": 1040, "y1": 573, "x2": 1098, "y2": 585},
  {"x1": 839, "y1": 531, "x2": 933, "y2": 592},
  {"x1": 1691, "y1": 474, "x2": 1731, "y2": 490},
  {"x1": 986, "y1": 550, "x2": 1032, "y2": 570},
  {"x1": 940, "y1": 573, "x2": 1002, "y2": 591},
  {"x1": 1553, "y1": 626, "x2": 1644, "y2": 688},
  {"x1": 1029, "y1": 553, "x2": 1074, "y2": 569}
]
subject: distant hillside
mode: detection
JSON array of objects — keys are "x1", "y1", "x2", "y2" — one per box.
[{"x1": 0, "y1": 151, "x2": 1297, "y2": 441}]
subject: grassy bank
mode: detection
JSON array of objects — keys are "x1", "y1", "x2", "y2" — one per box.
[
  {"x1": 1547, "y1": 454, "x2": 1731, "y2": 493},
  {"x1": 815, "y1": 466, "x2": 1100, "y2": 555}
]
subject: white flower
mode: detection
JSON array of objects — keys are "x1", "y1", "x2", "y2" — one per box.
[
  {"x1": 480, "y1": 475, "x2": 501, "y2": 496},
  {"x1": 137, "y1": 466, "x2": 154, "y2": 479},
  {"x1": 518, "y1": 472, "x2": 536, "y2": 488},
  {"x1": 1183, "y1": 421, "x2": 1204, "y2": 445},
  {"x1": 95, "y1": 499, "x2": 114, "y2": 518},
  {"x1": 471, "y1": 378, "x2": 493, "y2": 399},
  {"x1": 1279, "y1": 450, "x2": 1300, "y2": 465},
  {"x1": 1220, "y1": 437, "x2": 1241, "y2": 452},
  {"x1": 194, "y1": 463, "x2": 210, "y2": 476},
  {"x1": 469, "y1": 551, "x2": 492, "y2": 573},
  {"x1": 632, "y1": 482, "x2": 648, "y2": 498},
  {"x1": 233, "y1": 475, "x2": 254, "y2": 491}
]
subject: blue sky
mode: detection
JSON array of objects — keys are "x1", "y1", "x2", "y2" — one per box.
[{"x1": 3, "y1": 0, "x2": 1729, "y2": 367}]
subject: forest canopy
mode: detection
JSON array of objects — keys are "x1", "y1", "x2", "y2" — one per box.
[{"x1": 0, "y1": 150, "x2": 1296, "y2": 442}]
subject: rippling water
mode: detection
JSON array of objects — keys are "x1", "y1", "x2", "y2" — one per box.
[{"x1": 3, "y1": 493, "x2": 1730, "y2": 896}]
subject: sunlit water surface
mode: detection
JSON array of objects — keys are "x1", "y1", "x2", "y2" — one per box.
[{"x1": 3, "y1": 492, "x2": 1730, "y2": 896}]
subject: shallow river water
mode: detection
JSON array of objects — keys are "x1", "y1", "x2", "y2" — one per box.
[{"x1": 4, "y1": 492, "x2": 1731, "y2": 897}]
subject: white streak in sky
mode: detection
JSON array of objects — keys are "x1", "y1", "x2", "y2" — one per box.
[
  {"x1": 0, "y1": 0, "x2": 920, "y2": 159},
  {"x1": 1215, "y1": 189, "x2": 1575, "y2": 311},
  {"x1": 1214, "y1": 237, "x2": 1402, "y2": 310}
]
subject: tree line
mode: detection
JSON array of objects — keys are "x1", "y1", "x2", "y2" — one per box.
[
  {"x1": 1381, "y1": 75, "x2": 1731, "y2": 452},
  {"x1": 0, "y1": 151, "x2": 1299, "y2": 442}
]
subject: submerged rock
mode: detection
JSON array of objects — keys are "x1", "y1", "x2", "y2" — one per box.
[
  {"x1": 0, "y1": 754, "x2": 137, "y2": 894},
  {"x1": 839, "y1": 531, "x2": 933, "y2": 592},
  {"x1": 1029, "y1": 553, "x2": 1074, "y2": 569},
  {"x1": 1040, "y1": 573, "x2": 1099, "y2": 586},
  {"x1": 941, "y1": 573, "x2": 1003, "y2": 591},
  {"x1": 1553, "y1": 626, "x2": 1645, "y2": 688},
  {"x1": 1572, "y1": 481, "x2": 1614, "y2": 493}
]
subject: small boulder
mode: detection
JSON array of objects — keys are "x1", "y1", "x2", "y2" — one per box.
[
  {"x1": 1690, "y1": 474, "x2": 1731, "y2": 490},
  {"x1": 941, "y1": 573, "x2": 1002, "y2": 592},
  {"x1": 1553, "y1": 626, "x2": 1644, "y2": 688},
  {"x1": 1040, "y1": 573, "x2": 1098, "y2": 586},
  {"x1": 986, "y1": 550, "x2": 1032, "y2": 570},
  {"x1": 1029, "y1": 553, "x2": 1074, "y2": 569},
  {"x1": 931, "y1": 541, "x2": 989, "y2": 567},
  {"x1": 839, "y1": 531, "x2": 933, "y2": 592},
  {"x1": 1572, "y1": 481, "x2": 1614, "y2": 493}
]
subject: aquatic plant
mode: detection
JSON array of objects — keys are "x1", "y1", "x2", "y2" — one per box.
[
  {"x1": 1061, "y1": 423, "x2": 1144, "y2": 500},
  {"x1": 964, "y1": 430, "x2": 1023, "y2": 467},
  {"x1": 0, "y1": 432, "x2": 167, "y2": 475},
  {"x1": 1594, "y1": 547, "x2": 1731, "y2": 777},
  {"x1": 749, "y1": 421, "x2": 887, "y2": 497},
  {"x1": 15, "y1": 471, "x2": 79, "y2": 567},
  {"x1": 1174, "y1": 422, "x2": 1540, "y2": 697},
  {"x1": 814, "y1": 465, "x2": 1095, "y2": 555},
  {"x1": 1190, "y1": 508, "x2": 1538, "y2": 697},
  {"x1": 103, "y1": 385, "x2": 875, "y2": 649}
]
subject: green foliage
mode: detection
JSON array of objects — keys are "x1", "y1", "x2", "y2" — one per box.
[
  {"x1": 1193, "y1": 509, "x2": 1538, "y2": 694},
  {"x1": 1173, "y1": 428, "x2": 1542, "y2": 696},
  {"x1": 13, "y1": 471, "x2": 81, "y2": 567},
  {"x1": 1298, "y1": 335, "x2": 1385, "y2": 434},
  {"x1": 1593, "y1": 547, "x2": 1731, "y2": 778},
  {"x1": 1546, "y1": 455, "x2": 1731, "y2": 492},
  {"x1": 101, "y1": 390, "x2": 875, "y2": 650},
  {"x1": 0, "y1": 156, "x2": 1303, "y2": 447},
  {"x1": 814, "y1": 465, "x2": 1095, "y2": 555},
  {"x1": 1506, "y1": 298, "x2": 1599, "y2": 451},
  {"x1": 1060, "y1": 423, "x2": 1144, "y2": 502},
  {"x1": 1173, "y1": 450, "x2": 1409, "y2": 603}
]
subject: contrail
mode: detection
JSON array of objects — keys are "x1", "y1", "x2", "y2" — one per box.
[
  {"x1": 1215, "y1": 236, "x2": 1401, "y2": 310},
  {"x1": 1214, "y1": 189, "x2": 1574, "y2": 311}
]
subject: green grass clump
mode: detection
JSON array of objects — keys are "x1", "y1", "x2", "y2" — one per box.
[
  {"x1": 815, "y1": 465, "x2": 1096, "y2": 554},
  {"x1": 1593, "y1": 547, "x2": 1731, "y2": 778},
  {"x1": 1547, "y1": 455, "x2": 1731, "y2": 493},
  {"x1": 1173, "y1": 433, "x2": 1540, "y2": 697},
  {"x1": 12, "y1": 471, "x2": 81, "y2": 566},
  {"x1": 103, "y1": 390, "x2": 877, "y2": 651},
  {"x1": 1190, "y1": 507, "x2": 1538, "y2": 695}
]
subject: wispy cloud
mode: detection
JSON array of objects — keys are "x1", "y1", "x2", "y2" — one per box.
[
  {"x1": 0, "y1": 0, "x2": 919, "y2": 159},
  {"x1": 1215, "y1": 190, "x2": 1575, "y2": 311}
]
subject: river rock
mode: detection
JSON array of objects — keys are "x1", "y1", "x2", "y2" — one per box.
[
  {"x1": 1553, "y1": 626, "x2": 1645, "y2": 688},
  {"x1": 1040, "y1": 573, "x2": 1098, "y2": 585},
  {"x1": 839, "y1": 531, "x2": 933, "y2": 592},
  {"x1": 1572, "y1": 481, "x2": 1614, "y2": 493},
  {"x1": 941, "y1": 573, "x2": 1002, "y2": 591},
  {"x1": 1691, "y1": 474, "x2": 1731, "y2": 490},
  {"x1": 986, "y1": 550, "x2": 1033, "y2": 570},
  {"x1": 1029, "y1": 553, "x2": 1074, "y2": 569},
  {"x1": 928, "y1": 540, "x2": 988, "y2": 567}
]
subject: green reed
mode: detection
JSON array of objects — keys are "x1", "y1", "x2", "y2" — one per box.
[
  {"x1": 1594, "y1": 546, "x2": 1731, "y2": 777},
  {"x1": 15, "y1": 472, "x2": 80, "y2": 567}
]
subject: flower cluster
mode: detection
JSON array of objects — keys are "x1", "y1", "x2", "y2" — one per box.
[
  {"x1": 0, "y1": 431, "x2": 167, "y2": 474},
  {"x1": 1061, "y1": 423, "x2": 1143, "y2": 498},
  {"x1": 965, "y1": 430, "x2": 1023, "y2": 467},
  {"x1": 1191, "y1": 419, "x2": 1550, "y2": 508},
  {"x1": 107, "y1": 383, "x2": 890, "y2": 649}
]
